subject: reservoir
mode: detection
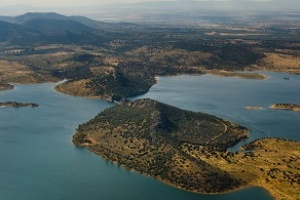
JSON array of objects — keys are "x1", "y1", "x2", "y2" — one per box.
[{"x1": 1, "y1": 72, "x2": 299, "y2": 199}]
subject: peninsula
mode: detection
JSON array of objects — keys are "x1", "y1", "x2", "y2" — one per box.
[
  {"x1": 74, "y1": 99, "x2": 247, "y2": 193},
  {"x1": 73, "y1": 99, "x2": 300, "y2": 199}
]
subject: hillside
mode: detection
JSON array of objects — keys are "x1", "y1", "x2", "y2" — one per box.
[
  {"x1": 0, "y1": 12, "x2": 299, "y2": 100},
  {"x1": 55, "y1": 70, "x2": 155, "y2": 101},
  {"x1": 0, "y1": 12, "x2": 101, "y2": 45},
  {"x1": 73, "y1": 99, "x2": 300, "y2": 198},
  {"x1": 0, "y1": 21, "x2": 39, "y2": 42},
  {"x1": 74, "y1": 99, "x2": 248, "y2": 193}
]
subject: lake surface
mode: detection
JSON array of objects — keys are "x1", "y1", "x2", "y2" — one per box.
[
  {"x1": 1, "y1": 72, "x2": 299, "y2": 200},
  {"x1": 132, "y1": 72, "x2": 300, "y2": 150}
]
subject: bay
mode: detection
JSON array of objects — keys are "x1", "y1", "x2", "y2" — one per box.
[{"x1": 1, "y1": 72, "x2": 298, "y2": 199}]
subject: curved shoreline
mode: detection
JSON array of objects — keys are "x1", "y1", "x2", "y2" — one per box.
[
  {"x1": 2, "y1": 73, "x2": 298, "y2": 199},
  {"x1": 78, "y1": 136, "x2": 299, "y2": 199},
  {"x1": 72, "y1": 98, "x2": 300, "y2": 199},
  {"x1": 53, "y1": 70, "x2": 268, "y2": 102}
]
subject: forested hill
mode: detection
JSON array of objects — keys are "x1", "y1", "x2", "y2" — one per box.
[
  {"x1": 73, "y1": 99, "x2": 248, "y2": 193},
  {"x1": 73, "y1": 99, "x2": 300, "y2": 199}
]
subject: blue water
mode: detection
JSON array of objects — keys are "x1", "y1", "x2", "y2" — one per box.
[
  {"x1": 1, "y1": 72, "x2": 298, "y2": 199},
  {"x1": 132, "y1": 72, "x2": 300, "y2": 150}
]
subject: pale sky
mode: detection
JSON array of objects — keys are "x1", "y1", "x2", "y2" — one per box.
[
  {"x1": 1, "y1": 0, "x2": 272, "y2": 7},
  {"x1": 2, "y1": 0, "x2": 170, "y2": 7}
]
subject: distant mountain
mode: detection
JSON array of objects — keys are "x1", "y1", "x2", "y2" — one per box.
[
  {"x1": 0, "y1": 12, "x2": 109, "y2": 45},
  {"x1": 0, "y1": 12, "x2": 91, "y2": 25},
  {"x1": 15, "y1": 12, "x2": 69, "y2": 24},
  {"x1": 0, "y1": 21, "x2": 38, "y2": 42},
  {"x1": 1, "y1": 1, "x2": 299, "y2": 24},
  {"x1": 68, "y1": 15, "x2": 103, "y2": 28},
  {"x1": 22, "y1": 18, "x2": 92, "y2": 33},
  {"x1": 0, "y1": 12, "x2": 135, "y2": 30}
]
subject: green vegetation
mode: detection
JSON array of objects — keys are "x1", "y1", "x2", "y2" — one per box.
[
  {"x1": 0, "y1": 101, "x2": 38, "y2": 108},
  {"x1": 74, "y1": 99, "x2": 248, "y2": 193},
  {"x1": 0, "y1": 12, "x2": 299, "y2": 199},
  {"x1": 74, "y1": 99, "x2": 300, "y2": 199},
  {"x1": 0, "y1": 12, "x2": 300, "y2": 100}
]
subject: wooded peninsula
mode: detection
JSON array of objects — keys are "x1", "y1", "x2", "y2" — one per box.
[{"x1": 74, "y1": 99, "x2": 300, "y2": 199}]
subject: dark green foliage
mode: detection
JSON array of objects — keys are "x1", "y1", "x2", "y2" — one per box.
[
  {"x1": 78, "y1": 99, "x2": 247, "y2": 148},
  {"x1": 74, "y1": 99, "x2": 246, "y2": 193},
  {"x1": 53, "y1": 66, "x2": 93, "y2": 80},
  {"x1": 210, "y1": 45, "x2": 264, "y2": 70},
  {"x1": 173, "y1": 41, "x2": 265, "y2": 70},
  {"x1": 88, "y1": 71, "x2": 155, "y2": 100},
  {"x1": 0, "y1": 21, "x2": 39, "y2": 42}
]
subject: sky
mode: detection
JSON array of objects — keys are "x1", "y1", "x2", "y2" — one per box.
[
  {"x1": 2, "y1": 0, "x2": 167, "y2": 7},
  {"x1": 0, "y1": 0, "x2": 273, "y2": 7}
]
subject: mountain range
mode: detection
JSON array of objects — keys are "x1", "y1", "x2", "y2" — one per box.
[
  {"x1": 0, "y1": 12, "x2": 139, "y2": 45},
  {"x1": 0, "y1": 1, "x2": 299, "y2": 22}
]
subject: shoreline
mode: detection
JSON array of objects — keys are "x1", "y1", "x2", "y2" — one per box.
[
  {"x1": 2, "y1": 71, "x2": 298, "y2": 199},
  {"x1": 203, "y1": 70, "x2": 268, "y2": 80},
  {"x1": 69, "y1": 74, "x2": 300, "y2": 200},
  {"x1": 270, "y1": 103, "x2": 300, "y2": 112},
  {"x1": 82, "y1": 139, "x2": 280, "y2": 200},
  {"x1": 52, "y1": 70, "x2": 269, "y2": 101}
]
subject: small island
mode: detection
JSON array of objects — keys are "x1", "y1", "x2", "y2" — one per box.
[
  {"x1": 270, "y1": 103, "x2": 300, "y2": 112},
  {"x1": 73, "y1": 99, "x2": 300, "y2": 199},
  {"x1": 0, "y1": 101, "x2": 39, "y2": 108},
  {"x1": 245, "y1": 106, "x2": 264, "y2": 110}
]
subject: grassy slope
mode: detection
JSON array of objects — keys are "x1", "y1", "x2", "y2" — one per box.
[{"x1": 193, "y1": 138, "x2": 300, "y2": 200}]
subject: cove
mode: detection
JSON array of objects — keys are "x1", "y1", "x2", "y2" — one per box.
[{"x1": 2, "y1": 72, "x2": 298, "y2": 199}]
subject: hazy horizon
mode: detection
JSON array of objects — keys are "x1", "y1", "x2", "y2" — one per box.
[
  {"x1": 1, "y1": 0, "x2": 299, "y2": 22},
  {"x1": 0, "y1": 0, "x2": 298, "y2": 7}
]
